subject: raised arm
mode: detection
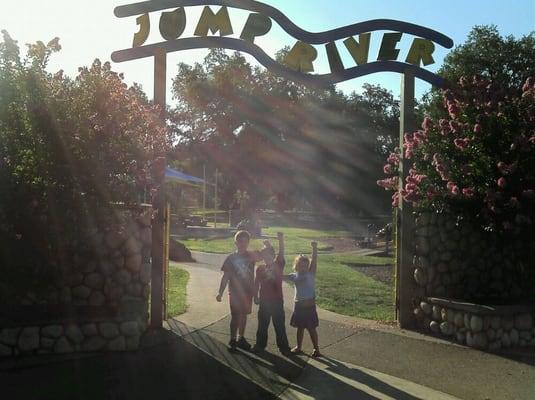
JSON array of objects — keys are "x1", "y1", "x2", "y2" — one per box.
[
  {"x1": 309, "y1": 241, "x2": 318, "y2": 274},
  {"x1": 276, "y1": 232, "x2": 285, "y2": 264}
]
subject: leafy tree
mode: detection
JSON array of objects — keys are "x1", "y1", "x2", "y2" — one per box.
[
  {"x1": 423, "y1": 26, "x2": 535, "y2": 116},
  {"x1": 170, "y1": 49, "x2": 398, "y2": 215}
]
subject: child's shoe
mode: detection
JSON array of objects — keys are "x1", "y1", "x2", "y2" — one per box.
[
  {"x1": 251, "y1": 345, "x2": 265, "y2": 354},
  {"x1": 311, "y1": 349, "x2": 322, "y2": 358},
  {"x1": 279, "y1": 347, "x2": 292, "y2": 356},
  {"x1": 236, "y1": 337, "x2": 252, "y2": 351},
  {"x1": 228, "y1": 338, "x2": 237, "y2": 352}
]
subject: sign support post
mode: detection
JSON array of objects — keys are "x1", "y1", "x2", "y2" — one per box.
[
  {"x1": 150, "y1": 48, "x2": 167, "y2": 329},
  {"x1": 397, "y1": 70, "x2": 416, "y2": 329}
]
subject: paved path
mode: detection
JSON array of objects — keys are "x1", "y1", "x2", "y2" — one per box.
[{"x1": 171, "y1": 251, "x2": 535, "y2": 400}]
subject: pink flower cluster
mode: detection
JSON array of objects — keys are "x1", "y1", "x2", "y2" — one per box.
[
  {"x1": 453, "y1": 138, "x2": 470, "y2": 151},
  {"x1": 403, "y1": 130, "x2": 427, "y2": 159},
  {"x1": 432, "y1": 153, "x2": 450, "y2": 181},
  {"x1": 377, "y1": 176, "x2": 398, "y2": 190},
  {"x1": 378, "y1": 75, "x2": 535, "y2": 233}
]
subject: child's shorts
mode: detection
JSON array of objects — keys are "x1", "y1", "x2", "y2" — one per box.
[
  {"x1": 290, "y1": 300, "x2": 319, "y2": 329},
  {"x1": 229, "y1": 293, "x2": 253, "y2": 315}
]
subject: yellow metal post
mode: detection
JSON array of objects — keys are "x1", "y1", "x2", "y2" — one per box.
[
  {"x1": 397, "y1": 70, "x2": 416, "y2": 329},
  {"x1": 150, "y1": 48, "x2": 167, "y2": 329},
  {"x1": 163, "y1": 202, "x2": 171, "y2": 320}
]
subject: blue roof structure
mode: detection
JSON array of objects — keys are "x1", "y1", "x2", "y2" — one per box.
[{"x1": 165, "y1": 167, "x2": 205, "y2": 185}]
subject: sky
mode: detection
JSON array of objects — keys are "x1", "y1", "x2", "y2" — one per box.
[{"x1": 1, "y1": 0, "x2": 534, "y2": 103}]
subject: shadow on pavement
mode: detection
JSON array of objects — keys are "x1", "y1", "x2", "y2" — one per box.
[
  {"x1": 168, "y1": 317, "x2": 304, "y2": 397},
  {"x1": 495, "y1": 347, "x2": 535, "y2": 367},
  {"x1": 0, "y1": 328, "x2": 275, "y2": 400},
  {"x1": 168, "y1": 318, "x2": 427, "y2": 400},
  {"x1": 312, "y1": 357, "x2": 423, "y2": 400}
]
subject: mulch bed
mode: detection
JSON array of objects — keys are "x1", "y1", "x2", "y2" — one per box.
[
  {"x1": 321, "y1": 237, "x2": 359, "y2": 252},
  {"x1": 343, "y1": 263, "x2": 394, "y2": 285}
]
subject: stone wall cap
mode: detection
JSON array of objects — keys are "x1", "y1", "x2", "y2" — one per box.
[{"x1": 427, "y1": 297, "x2": 535, "y2": 315}]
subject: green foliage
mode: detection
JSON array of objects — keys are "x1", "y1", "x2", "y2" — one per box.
[
  {"x1": 313, "y1": 254, "x2": 395, "y2": 321},
  {"x1": 170, "y1": 49, "x2": 398, "y2": 215},
  {"x1": 0, "y1": 31, "x2": 168, "y2": 296},
  {"x1": 424, "y1": 26, "x2": 535, "y2": 116}
]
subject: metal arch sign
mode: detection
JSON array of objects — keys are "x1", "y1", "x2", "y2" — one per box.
[
  {"x1": 114, "y1": 0, "x2": 455, "y2": 330},
  {"x1": 111, "y1": 0, "x2": 454, "y2": 88}
]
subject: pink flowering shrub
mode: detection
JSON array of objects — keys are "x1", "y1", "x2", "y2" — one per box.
[
  {"x1": 378, "y1": 75, "x2": 535, "y2": 233},
  {"x1": 0, "y1": 32, "x2": 168, "y2": 297}
]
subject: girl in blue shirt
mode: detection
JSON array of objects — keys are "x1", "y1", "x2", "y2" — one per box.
[{"x1": 286, "y1": 241, "x2": 321, "y2": 357}]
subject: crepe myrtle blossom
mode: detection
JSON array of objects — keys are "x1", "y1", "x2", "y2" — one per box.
[
  {"x1": 497, "y1": 162, "x2": 516, "y2": 175},
  {"x1": 454, "y1": 138, "x2": 470, "y2": 151},
  {"x1": 439, "y1": 119, "x2": 451, "y2": 135},
  {"x1": 378, "y1": 75, "x2": 534, "y2": 233},
  {"x1": 387, "y1": 149, "x2": 400, "y2": 166},
  {"x1": 391, "y1": 191, "x2": 401, "y2": 207},
  {"x1": 432, "y1": 154, "x2": 450, "y2": 181},
  {"x1": 447, "y1": 101, "x2": 460, "y2": 118},
  {"x1": 449, "y1": 120, "x2": 462, "y2": 134},
  {"x1": 377, "y1": 176, "x2": 398, "y2": 190},
  {"x1": 447, "y1": 181, "x2": 460, "y2": 196},
  {"x1": 422, "y1": 116, "x2": 433, "y2": 132}
]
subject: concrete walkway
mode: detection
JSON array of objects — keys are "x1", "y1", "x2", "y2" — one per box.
[{"x1": 168, "y1": 252, "x2": 531, "y2": 399}]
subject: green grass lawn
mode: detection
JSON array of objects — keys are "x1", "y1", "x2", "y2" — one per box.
[
  {"x1": 167, "y1": 266, "x2": 189, "y2": 317},
  {"x1": 314, "y1": 253, "x2": 395, "y2": 321},
  {"x1": 281, "y1": 252, "x2": 395, "y2": 322},
  {"x1": 179, "y1": 225, "x2": 353, "y2": 254}
]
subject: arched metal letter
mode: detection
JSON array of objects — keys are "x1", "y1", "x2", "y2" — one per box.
[
  {"x1": 240, "y1": 13, "x2": 272, "y2": 44},
  {"x1": 284, "y1": 41, "x2": 317, "y2": 73},
  {"x1": 326, "y1": 42, "x2": 344, "y2": 74},
  {"x1": 194, "y1": 6, "x2": 233, "y2": 37},
  {"x1": 405, "y1": 38, "x2": 435, "y2": 66},
  {"x1": 159, "y1": 8, "x2": 187, "y2": 41},
  {"x1": 133, "y1": 13, "x2": 150, "y2": 47},
  {"x1": 377, "y1": 32, "x2": 402, "y2": 61},
  {"x1": 343, "y1": 33, "x2": 371, "y2": 65}
]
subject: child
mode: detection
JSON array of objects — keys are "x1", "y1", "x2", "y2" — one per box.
[
  {"x1": 216, "y1": 230, "x2": 256, "y2": 352},
  {"x1": 252, "y1": 232, "x2": 291, "y2": 355},
  {"x1": 286, "y1": 241, "x2": 321, "y2": 357}
]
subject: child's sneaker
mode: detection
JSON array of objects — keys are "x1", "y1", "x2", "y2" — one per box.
[
  {"x1": 279, "y1": 347, "x2": 292, "y2": 356},
  {"x1": 251, "y1": 345, "x2": 264, "y2": 354},
  {"x1": 311, "y1": 349, "x2": 322, "y2": 358},
  {"x1": 236, "y1": 337, "x2": 251, "y2": 351},
  {"x1": 228, "y1": 338, "x2": 237, "y2": 352}
]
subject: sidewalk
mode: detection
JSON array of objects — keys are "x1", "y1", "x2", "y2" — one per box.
[
  {"x1": 171, "y1": 252, "x2": 535, "y2": 400},
  {"x1": 1, "y1": 253, "x2": 533, "y2": 399}
]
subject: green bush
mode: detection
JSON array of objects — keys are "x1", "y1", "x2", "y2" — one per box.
[{"x1": 0, "y1": 31, "x2": 168, "y2": 299}]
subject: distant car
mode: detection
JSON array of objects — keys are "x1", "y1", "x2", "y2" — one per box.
[{"x1": 184, "y1": 215, "x2": 207, "y2": 227}]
